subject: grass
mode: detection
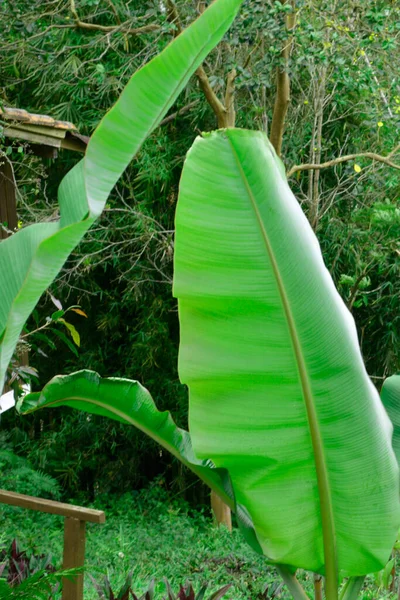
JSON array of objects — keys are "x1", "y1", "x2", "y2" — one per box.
[{"x1": 0, "y1": 482, "x2": 397, "y2": 599}]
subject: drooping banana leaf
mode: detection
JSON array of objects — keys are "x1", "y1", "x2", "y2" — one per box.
[
  {"x1": 0, "y1": 0, "x2": 244, "y2": 394},
  {"x1": 381, "y1": 374, "x2": 400, "y2": 465},
  {"x1": 17, "y1": 369, "x2": 262, "y2": 554},
  {"x1": 172, "y1": 129, "x2": 400, "y2": 587}
]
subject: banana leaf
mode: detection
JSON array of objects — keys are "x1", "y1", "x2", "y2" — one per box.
[
  {"x1": 381, "y1": 374, "x2": 400, "y2": 465},
  {"x1": 0, "y1": 0, "x2": 244, "y2": 394},
  {"x1": 173, "y1": 129, "x2": 400, "y2": 585},
  {"x1": 17, "y1": 369, "x2": 262, "y2": 554}
]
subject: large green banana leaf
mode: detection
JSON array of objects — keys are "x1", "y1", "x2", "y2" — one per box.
[
  {"x1": 0, "y1": 0, "x2": 244, "y2": 394},
  {"x1": 381, "y1": 374, "x2": 400, "y2": 465},
  {"x1": 173, "y1": 129, "x2": 400, "y2": 584}
]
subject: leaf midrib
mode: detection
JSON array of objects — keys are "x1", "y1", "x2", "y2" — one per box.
[{"x1": 225, "y1": 131, "x2": 338, "y2": 595}]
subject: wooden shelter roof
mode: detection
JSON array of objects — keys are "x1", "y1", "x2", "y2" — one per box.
[
  {"x1": 0, "y1": 106, "x2": 89, "y2": 154},
  {"x1": 1, "y1": 106, "x2": 89, "y2": 240}
]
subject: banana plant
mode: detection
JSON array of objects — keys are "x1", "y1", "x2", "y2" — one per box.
[
  {"x1": 0, "y1": 0, "x2": 244, "y2": 395},
  {"x1": 18, "y1": 129, "x2": 400, "y2": 600}
]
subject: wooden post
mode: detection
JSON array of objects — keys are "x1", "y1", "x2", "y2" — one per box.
[
  {"x1": 1, "y1": 156, "x2": 23, "y2": 393},
  {"x1": 63, "y1": 518, "x2": 86, "y2": 600},
  {"x1": 211, "y1": 490, "x2": 232, "y2": 531},
  {"x1": 0, "y1": 156, "x2": 17, "y2": 240},
  {"x1": 0, "y1": 489, "x2": 105, "y2": 600}
]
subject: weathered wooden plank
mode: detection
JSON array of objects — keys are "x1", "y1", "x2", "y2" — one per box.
[
  {"x1": 4, "y1": 127, "x2": 62, "y2": 148},
  {"x1": 0, "y1": 157, "x2": 17, "y2": 240},
  {"x1": 8, "y1": 123, "x2": 67, "y2": 139},
  {"x1": 0, "y1": 490, "x2": 105, "y2": 523},
  {"x1": 0, "y1": 107, "x2": 76, "y2": 130},
  {"x1": 60, "y1": 136, "x2": 87, "y2": 153},
  {"x1": 62, "y1": 518, "x2": 86, "y2": 600}
]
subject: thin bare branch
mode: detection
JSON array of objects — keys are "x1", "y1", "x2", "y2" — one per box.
[
  {"x1": 70, "y1": 0, "x2": 159, "y2": 35},
  {"x1": 196, "y1": 65, "x2": 228, "y2": 127},
  {"x1": 287, "y1": 146, "x2": 400, "y2": 178},
  {"x1": 269, "y1": 1, "x2": 296, "y2": 156},
  {"x1": 159, "y1": 100, "x2": 199, "y2": 127},
  {"x1": 224, "y1": 68, "x2": 237, "y2": 128},
  {"x1": 105, "y1": 0, "x2": 121, "y2": 24},
  {"x1": 165, "y1": 0, "x2": 182, "y2": 33},
  {"x1": 165, "y1": 0, "x2": 233, "y2": 128}
]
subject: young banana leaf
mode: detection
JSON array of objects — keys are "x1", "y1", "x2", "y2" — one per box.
[
  {"x1": 381, "y1": 374, "x2": 400, "y2": 465},
  {"x1": 0, "y1": 0, "x2": 244, "y2": 394},
  {"x1": 19, "y1": 130, "x2": 400, "y2": 596}
]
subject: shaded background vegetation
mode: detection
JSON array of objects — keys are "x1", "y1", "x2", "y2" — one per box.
[{"x1": 1, "y1": 0, "x2": 399, "y2": 504}]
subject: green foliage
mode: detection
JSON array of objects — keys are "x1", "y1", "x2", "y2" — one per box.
[
  {"x1": 164, "y1": 581, "x2": 232, "y2": 600},
  {"x1": 0, "y1": 538, "x2": 80, "y2": 600},
  {"x1": 0, "y1": 0, "x2": 246, "y2": 500},
  {"x1": 0, "y1": 433, "x2": 60, "y2": 500},
  {"x1": 90, "y1": 571, "x2": 139, "y2": 600},
  {"x1": 0, "y1": 484, "x2": 304, "y2": 600},
  {"x1": 5, "y1": 298, "x2": 87, "y2": 393},
  {"x1": 89, "y1": 572, "x2": 232, "y2": 600},
  {"x1": 1, "y1": 485, "x2": 399, "y2": 600},
  {"x1": 0, "y1": 539, "x2": 56, "y2": 587},
  {"x1": 0, "y1": 567, "x2": 80, "y2": 600}
]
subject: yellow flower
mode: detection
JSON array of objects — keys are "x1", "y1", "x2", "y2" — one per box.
[
  {"x1": 354, "y1": 164, "x2": 362, "y2": 173},
  {"x1": 17, "y1": 220, "x2": 23, "y2": 229},
  {"x1": 377, "y1": 121, "x2": 384, "y2": 127}
]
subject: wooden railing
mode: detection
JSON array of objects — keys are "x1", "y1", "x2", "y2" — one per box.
[{"x1": 0, "y1": 489, "x2": 105, "y2": 600}]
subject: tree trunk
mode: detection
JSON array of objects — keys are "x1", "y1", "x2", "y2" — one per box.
[
  {"x1": 308, "y1": 66, "x2": 327, "y2": 230},
  {"x1": 269, "y1": 1, "x2": 296, "y2": 156}
]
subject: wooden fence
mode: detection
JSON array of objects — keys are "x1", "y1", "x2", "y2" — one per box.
[{"x1": 0, "y1": 489, "x2": 105, "y2": 600}]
